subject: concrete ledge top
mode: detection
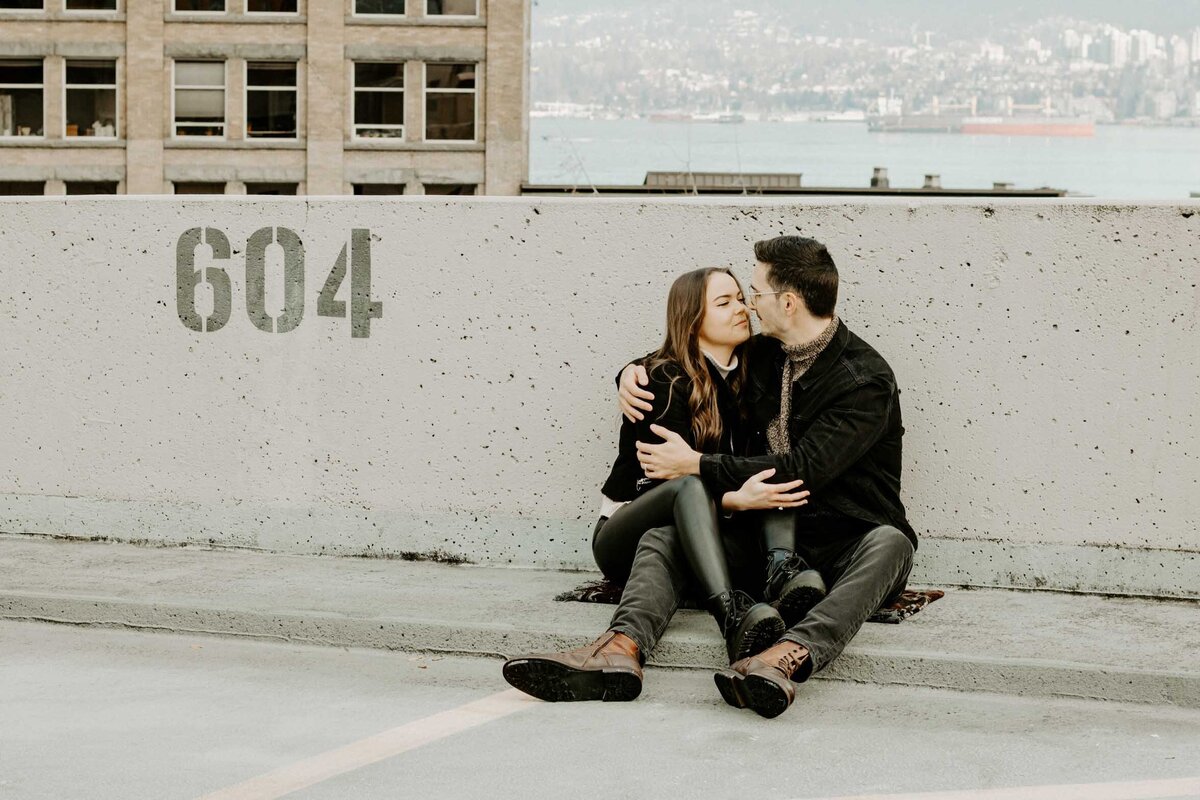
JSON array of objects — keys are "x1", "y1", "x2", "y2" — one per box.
[
  {"x1": 2, "y1": 534, "x2": 1197, "y2": 708},
  {"x1": 1, "y1": 195, "x2": 1198, "y2": 208}
]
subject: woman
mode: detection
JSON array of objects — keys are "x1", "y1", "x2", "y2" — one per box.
[{"x1": 590, "y1": 267, "x2": 810, "y2": 660}]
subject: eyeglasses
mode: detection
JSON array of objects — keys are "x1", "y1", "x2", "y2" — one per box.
[{"x1": 746, "y1": 290, "x2": 785, "y2": 308}]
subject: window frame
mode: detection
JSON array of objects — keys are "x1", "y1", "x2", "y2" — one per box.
[
  {"x1": 425, "y1": 0, "x2": 477, "y2": 18},
  {"x1": 0, "y1": 58, "x2": 45, "y2": 140},
  {"x1": 423, "y1": 183, "x2": 477, "y2": 195},
  {"x1": 172, "y1": 0, "x2": 226, "y2": 15},
  {"x1": 173, "y1": 181, "x2": 227, "y2": 194},
  {"x1": 0, "y1": 0, "x2": 44, "y2": 13},
  {"x1": 244, "y1": 182, "x2": 298, "y2": 195},
  {"x1": 62, "y1": 58, "x2": 119, "y2": 139},
  {"x1": 422, "y1": 61, "x2": 478, "y2": 143},
  {"x1": 351, "y1": 0, "x2": 406, "y2": 18},
  {"x1": 352, "y1": 183, "x2": 407, "y2": 195},
  {"x1": 351, "y1": 60, "x2": 406, "y2": 141},
  {"x1": 64, "y1": 181, "x2": 119, "y2": 194},
  {"x1": 63, "y1": 0, "x2": 120, "y2": 13},
  {"x1": 0, "y1": 180, "x2": 46, "y2": 195},
  {"x1": 171, "y1": 59, "x2": 227, "y2": 140},
  {"x1": 243, "y1": 60, "x2": 299, "y2": 141},
  {"x1": 243, "y1": 0, "x2": 299, "y2": 17}
]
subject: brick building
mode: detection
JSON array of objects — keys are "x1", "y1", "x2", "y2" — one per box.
[{"x1": 0, "y1": 0, "x2": 529, "y2": 195}]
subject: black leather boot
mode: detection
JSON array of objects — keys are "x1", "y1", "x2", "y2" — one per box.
[
  {"x1": 764, "y1": 550, "x2": 827, "y2": 627},
  {"x1": 707, "y1": 589, "x2": 786, "y2": 663}
]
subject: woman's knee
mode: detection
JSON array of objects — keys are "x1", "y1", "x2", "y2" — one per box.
[{"x1": 670, "y1": 474, "x2": 709, "y2": 503}]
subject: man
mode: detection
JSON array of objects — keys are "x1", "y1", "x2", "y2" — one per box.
[
  {"x1": 503, "y1": 235, "x2": 914, "y2": 718},
  {"x1": 625, "y1": 235, "x2": 916, "y2": 717}
]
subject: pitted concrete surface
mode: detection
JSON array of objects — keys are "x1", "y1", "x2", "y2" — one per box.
[
  {"x1": 2, "y1": 535, "x2": 1197, "y2": 708},
  {"x1": 1, "y1": 198, "x2": 1198, "y2": 596}
]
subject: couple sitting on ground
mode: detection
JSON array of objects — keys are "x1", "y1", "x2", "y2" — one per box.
[{"x1": 503, "y1": 235, "x2": 917, "y2": 719}]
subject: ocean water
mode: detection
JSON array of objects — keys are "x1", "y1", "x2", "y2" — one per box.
[{"x1": 529, "y1": 117, "x2": 1200, "y2": 200}]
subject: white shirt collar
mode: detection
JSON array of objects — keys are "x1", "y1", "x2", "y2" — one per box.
[{"x1": 702, "y1": 350, "x2": 738, "y2": 379}]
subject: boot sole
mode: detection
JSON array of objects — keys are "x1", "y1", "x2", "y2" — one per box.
[
  {"x1": 713, "y1": 669, "x2": 749, "y2": 710},
  {"x1": 731, "y1": 604, "x2": 788, "y2": 662},
  {"x1": 777, "y1": 585, "x2": 826, "y2": 628},
  {"x1": 713, "y1": 670, "x2": 792, "y2": 719},
  {"x1": 744, "y1": 673, "x2": 792, "y2": 719},
  {"x1": 502, "y1": 658, "x2": 641, "y2": 703}
]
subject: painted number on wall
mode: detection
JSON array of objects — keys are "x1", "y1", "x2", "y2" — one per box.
[{"x1": 175, "y1": 227, "x2": 383, "y2": 338}]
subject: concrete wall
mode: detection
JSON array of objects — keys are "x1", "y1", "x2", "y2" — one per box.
[{"x1": 0, "y1": 197, "x2": 1197, "y2": 598}]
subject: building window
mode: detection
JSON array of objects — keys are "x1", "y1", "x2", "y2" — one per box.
[
  {"x1": 0, "y1": 0, "x2": 42, "y2": 9},
  {"x1": 353, "y1": 62, "x2": 404, "y2": 139},
  {"x1": 0, "y1": 60, "x2": 43, "y2": 138},
  {"x1": 246, "y1": 0, "x2": 296, "y2": 13},
  {"x1": 424, "y1": 183, "x2": 476, "y2": 195},
  {"x1": 246, "y1": 62, "x2": 297, "y2": 139},
  {"x1": 174, "y1": 0, "x2": 224, "y2": 11},
  {"x1": 245, "y1": 182, "x2": 297, "y2": 194},
  {"x1": 173, "y1": 61, "x2": 225, "y2": 138},
  {"x1": 426, "y1": 0, "x2": 475, "y2": 15},
  {"x1": 65, "y1": 0, "x2": 118, "y2": 10},
  {"x1": 65, "y1": 60, "x2": 117, "y2": 138},
  {"x1": 354, "y1": 0, "x2": 403, "y2": 14},
  {"x1": 353, "y1": 183, "x2": 405, "y2": 194},
  {"x1": 174, "y1": 182, "x2": 225, "y2": 194},
  {"x1": 65, "y1": 181, "x2": 118, "y2": 194},
  {"x1": 0, "y1": 181, "x2": 44, "y2": 195},
  {"x1": 424, "y1": 63, "x2": 474, "y2": 141}
]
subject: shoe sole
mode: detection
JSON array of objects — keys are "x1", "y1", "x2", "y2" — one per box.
[
  {"x1": 502, "y1": 658, "x2": 641, "y2": 703},
  {"x1": 732, "y1": 605, "x2": 788, "y2": 662},
  {"x1": 777, "y1": 585, "x2": 826, "y2": 628},
  {"x1": 713, "y1": 670, "x2": 791, "y2": 719},
  {"x1": 744, "y1": 673, "x2": 792, "y2": 718},
  {"x1": 713, "y1": 669, "x2": 749, "y2": 709}
]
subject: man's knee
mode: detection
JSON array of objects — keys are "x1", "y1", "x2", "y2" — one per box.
[
  {"x1": 637, "y1": 524, "x2": 682, "y2": 558},
  {"x1": 862, "y1": 525, "x2": 914, "y2": 567}
]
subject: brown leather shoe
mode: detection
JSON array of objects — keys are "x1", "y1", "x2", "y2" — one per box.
[
  {"x1": 502, "y1": 631, "x2": 643, "y2": 702},
  {"x1": 713, "y1": 640, "x2": 812, "y2": 718}
]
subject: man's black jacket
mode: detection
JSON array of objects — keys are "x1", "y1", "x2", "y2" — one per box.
[{"x1": 699, "y1": 322, "x2": 917, "y2": 548}]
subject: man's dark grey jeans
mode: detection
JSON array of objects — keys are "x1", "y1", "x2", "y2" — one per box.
[{"x1": 608, "y1": 523, "x2": 914, "y2": 672}]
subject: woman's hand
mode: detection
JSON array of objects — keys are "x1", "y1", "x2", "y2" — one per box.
[{"x1": 722, "y1": 468, "x2": 809, "y2": 512}]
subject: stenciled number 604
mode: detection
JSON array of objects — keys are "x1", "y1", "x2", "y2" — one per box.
[{"x1": 175, "y1": 226, "x2": 383, "y2": 338}]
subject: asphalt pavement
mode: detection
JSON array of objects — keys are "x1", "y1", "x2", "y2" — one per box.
[{"x1": 2, "y1": 620, "x2": 1199, "y2": 800}]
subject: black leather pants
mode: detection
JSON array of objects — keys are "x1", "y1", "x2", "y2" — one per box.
[{"x1": 592, "y1": 476, "x2": 732, "y2": 602}]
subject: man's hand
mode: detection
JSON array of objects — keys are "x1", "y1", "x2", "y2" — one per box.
[
  {"x1": 618, "y1": 364, "x2": 654, "y2": 422},
  {"x1": 724, "y1": 468, "x2": 809, "y2": 512},
  {"x1": 636, "y1": 424, "x2": 701, "y2": 479}
]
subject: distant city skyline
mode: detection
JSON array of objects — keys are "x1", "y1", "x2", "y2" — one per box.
[
  {"x1": 536, "y1": 0, "x2": 1200, "y2": 40},
  {"x1": 531, "y1": 1, "x2": 1200, "y2": 121}
]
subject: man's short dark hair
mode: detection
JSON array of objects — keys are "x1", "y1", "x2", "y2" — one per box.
[{"x1": 754, "y1": 235, "x2": 838, "y2": 317}]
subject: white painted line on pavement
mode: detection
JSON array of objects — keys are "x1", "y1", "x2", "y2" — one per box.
[
  {"x1": 197, "y1": 688, "x2": 536, "y2": 800},
  {"x1": 801, "y1": 775, "x2": 1200, "y2": 800}
]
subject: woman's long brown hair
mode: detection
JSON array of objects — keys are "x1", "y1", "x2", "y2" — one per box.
[{"x1": 644, "y1": 267, "x2": 748, "y2": 451}]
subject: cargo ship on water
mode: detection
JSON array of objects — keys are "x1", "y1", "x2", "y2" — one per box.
[
  {"x1": 867, "y1": 114, "x2": 1094, "y2": 137},
  {"x1": 647, "y1": 112, "x2": 746, "y2": 124}
]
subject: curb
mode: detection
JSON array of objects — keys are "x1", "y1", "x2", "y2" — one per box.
[{"x1": 4, "y1": 590, "x2": 1197, "y2": 709}]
